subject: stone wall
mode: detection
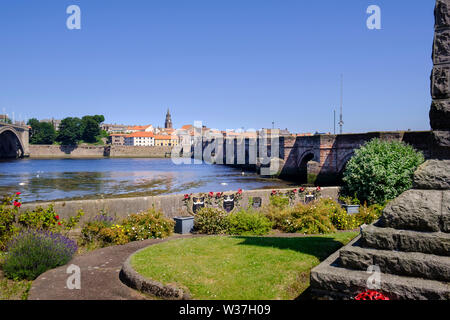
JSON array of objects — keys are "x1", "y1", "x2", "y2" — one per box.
[
  {"x1": 29, "y1": 145, "x2": 173, "y2": 158},
  {"x1": 19, "y1": 187, "x2": 339, "y2": 222}
]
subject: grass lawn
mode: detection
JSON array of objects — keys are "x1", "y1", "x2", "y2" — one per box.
[{"x1": 131, "y1": 232, "x2": 358, "y2": 300}]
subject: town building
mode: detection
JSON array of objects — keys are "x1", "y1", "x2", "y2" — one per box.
[
  {"x1": 40, "y1": 118, "x2": 61, "y2": 131},
  {"x1": 124, "y1": 132, "x2": 155, "y2": 146},
  {"x1": 126, "y1": 125, "x2": 154, "y2": 134},
  {"x1": 108, "y1": 133, "x2": 127, "y2": 145},
  {"x1": 164, "y1": 109, "x2": 173, "y2": 129},
  {"x1": 154, "y1": 134, "x2": 178, "y2": 146}
]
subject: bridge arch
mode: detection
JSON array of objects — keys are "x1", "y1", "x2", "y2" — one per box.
[
  {"x1": 296, "y1": 150, "x2": 320, "y2": 183},
  {"x1": 337, "y1": 152, "x2": 355, "y2": 181},
  {"x1": 0, "y1": 126, "x2": 25, "y2": 158}
]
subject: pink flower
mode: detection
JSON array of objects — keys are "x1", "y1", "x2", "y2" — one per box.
[
  {"x1": 16, "y1": 192, "x2": 21, "y2": 195},
  {"x1": 316, "y1": 186, "x2": 321, "y2": 191},
  {"x1": 184, "y1": 194, "x2": 189, "y2": 199},
  {"x1": 208, "y1": 192, "x2": 214, "y2": 197},
  {"x1": 237, "y1": 189, "x2": 242, "y2": 195},
  {"x1": 293, "y1": 189, "x2": 297, "y2": 193}
]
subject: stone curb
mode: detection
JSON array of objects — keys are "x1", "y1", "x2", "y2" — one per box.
[{"x1": 120, "y1": 246, "x2": 191, "y2": 300}]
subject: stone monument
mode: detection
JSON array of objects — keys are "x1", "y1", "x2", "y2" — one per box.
[{"x1": 309, "y1": 0, "x2": 450, "y2": 299}]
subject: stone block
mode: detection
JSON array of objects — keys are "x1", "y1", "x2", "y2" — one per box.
[
  {"x1": 413, "y1": 160, "x2": 450, "y2": 190},
  {"x1": 339, "y1": 243, "x2": 450, "y2": 282},
  {"x1": 432, "y1": 130, "x2": 450, "y2": 149},
  {"x1": 381, "y1": 189, "x2": 444, "y2": 232},
  {"x1": 430, "y1": 100, "x2": 450, "y2": 129},
  {"x1": 435, "y1": 0, "x2": 450, "y2": 29},
  {"x1": 434, "y1": 29, "x2": 450, "y2": 64},
  {"x1": 431, "y1": 66, "x2": 450, "y2": 99},
  {"x1": 360, "y1": 224, "x2": 450, "y2": 256}
]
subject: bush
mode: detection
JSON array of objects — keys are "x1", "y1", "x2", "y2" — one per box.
[
  {"x1": 269, "y1": 194, "x2": 290, "y2": 209},
  {"x1": 342, "y1": 139, "x2": 424, "y2": 205},
  {"x1": 194, "y1": 207, "x2": 229, "y2": 234},
  {"x1": 3, "y1": 229, "x2": 77, "y2": 280},
  {"x1": 81, "y1": 209, "x2": 174, "y2": 247},
  {"x1": 226, "y1": 209, "x2": 272, "y2": 236},
  {"x1": 286, "y1": 200, "x2": 337, "y2": 234},
  {"x1": 354, "y1": 203, "x2": 384, "y2": 225},
  {"x1": 0, "y1": 193, "x2": 20, "y2": 250},
  {"x1": 121, "y1": 209, "x2": 174, "y2": 241}
]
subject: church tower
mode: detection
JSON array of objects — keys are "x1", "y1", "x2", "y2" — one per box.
[{"x1": 164, "y1": 108, "x2": 173, "y2": 129}]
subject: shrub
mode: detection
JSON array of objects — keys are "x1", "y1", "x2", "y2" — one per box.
[
  {"x1": 0, "y1": 193, "x2": 21, "y2": 250},
  {"x1": 354, "y1": 203, "x2": 384, "y2": 225},
  {"x1": 194, "y1": 207, "x2": 229, "y2": 234},
  {"x1": 81, "y1": 209, "x2": 174, "y2": 247},
  {"x1": 3, "y1": 229, "x2": 77, "y2": 280},
  {"x1": 286, "y1": 200, "x2": 337, "y2": 234},
  {"x1": 226, "y1": 209, "x2": 272, "y2": 236},
  {"x1": 121, "y1": 209, "x2": 174, "y2": 241},
  {"x1": 269, "y1": 194, "x2": 290, "y2": 210},
  {"x1": 342, "y1": 139, "x2": 424, "y2": 205}
]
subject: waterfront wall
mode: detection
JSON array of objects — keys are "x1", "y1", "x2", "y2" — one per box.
[
  {"x1": 29, "y1": 145, "x2": 173, "y2": 158},
  {"x1": 19, "y1": 187, "x2": 340, "y2": 222}
]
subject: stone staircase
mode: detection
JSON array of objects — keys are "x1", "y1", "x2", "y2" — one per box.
[{"x1": 310, "y1": 161, "x2": 450, "y2": 300}]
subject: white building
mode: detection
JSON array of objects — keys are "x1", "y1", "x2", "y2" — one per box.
[{"x1": 124, "y1": 132, "x2": 155, "y2": 146}]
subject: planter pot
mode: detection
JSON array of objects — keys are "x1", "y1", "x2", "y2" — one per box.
[
  {"x1": 174, "y1": 216, "x2": 194, "y2": 234},
  {"x1": 343, "y1": 204, "x2": 360, "y2": 214}
]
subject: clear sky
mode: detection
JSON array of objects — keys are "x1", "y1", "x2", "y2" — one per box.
[{"x1": 0, "y1": 0, "x2": 435, "y2": 134}]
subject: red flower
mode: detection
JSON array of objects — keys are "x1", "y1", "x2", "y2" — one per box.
[
  {"x1": 208, "y1": 192, "x2": 214, "y2": 197},
  {"x1": 355, "y1": 290, "x2": 389, "y2": 300},
  {"x1": 58, "y1": 222, "x2": 62, "y2": 226},
  {"x1": 13, "y1": 201, "x2": 21, "y2": 208},
  {"x1": 216, "y1": 192, "x2": 222, "y2": 198},
  {"x1": 55, "y1": 215, "x2": 59, "y2": 220},
  {"x1": 293, "y1": 189, "x2": 297, "y2": 193},
  {"x1": 299, "y1": 187, "x2": 305, "y2": 192},
  {"x1": 271, "y1": 190, "x2": 277, "y2": 195},
  {"x1": 237, "y1": 189, "x2": 242, "y2": 194},
  {"x1": 16, "y1": 192, "x2": 21, "y2": 195},
  {"x1": 316, "y1": 186, "x2": 321, "y2": 191},
  {"x1": 184, "y1": 194, "x2": 189, "y2": 199}
]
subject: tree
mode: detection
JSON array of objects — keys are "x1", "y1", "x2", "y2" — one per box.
[
  {"x1": 27, "y1": 118, "x2": 40, "y2": 142},
  {"x1": 34, "y1": 122, "x2": 56, "y2": 145},
  {"x1": 56, "y1": 117, "x2": 82, "y2": 145},
  {"x1": 81, "y1": 117, "x2": 100, "y2": 143},
  {"x1": 342, "y1": 139, "x2": 425, "y2": 205}
]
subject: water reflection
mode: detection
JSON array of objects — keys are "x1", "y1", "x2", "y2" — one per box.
[{"x1": 0, "y1": 158, "x2": 293, "y2": 203}]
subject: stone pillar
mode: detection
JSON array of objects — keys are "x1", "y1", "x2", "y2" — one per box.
[{"x1": 431, "y1": 0, "x2": 450, "y2": 159}]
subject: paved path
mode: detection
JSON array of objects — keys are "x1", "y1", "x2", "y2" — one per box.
[{"x1": 28, "y1": 234, "x2": 194, "y2": 300}]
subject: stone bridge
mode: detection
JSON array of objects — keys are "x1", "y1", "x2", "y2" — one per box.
[
  {"x1": 279, "y1": 131, "x2": 432, "y2": 185},
  {"x1": 198, "y1": 130, "x2": 432, "y2": 185},
  {"x1": 0, "y1": 123, "x2": 29, "y2": 158}
]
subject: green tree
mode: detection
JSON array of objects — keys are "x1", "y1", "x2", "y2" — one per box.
[
  {"x1": 342, "y1": 139, "x2": 425, "y2": 205},
  {"x1": 81, "y1": 117, "x2": 100, "y2": 143},
  {"x1": 56, "y1": 117, "x2": 82, "y2": 145},
  {"x1": 34, "y1": 122, "x2": 56, "y2": 144},
  {"x1": 27, "y1": 118, "x2": 40, "y2": 142}
]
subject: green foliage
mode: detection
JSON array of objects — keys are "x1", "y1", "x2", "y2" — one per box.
[
  {"x1": 354, "y1": 203, "x2": 384, "y2": 225},
  {"x1": 269, "y1": 194, "x2": 290, "y2": 210},
  {"x1": 17, "y1": 204, "x2": 59, "y2": 230},
  {"x1": 121, "y1": 209, "x2": 174, "y2": 241},
  {"x1": 81, "y1": 116, "x2": 101, "y2": 143},
  {"x1": 27, "y1": 118, "x2": 57, "y2": 145},
  {"x1": 194, "y1": 207, "x2": 229, "y2": 235},
  {"x1": 226, "y1": 209, "x2": 272, "y2": 236},
  {"x1": 0, "y1": 194, "x2": 20, "y2": 250},
  {"x1": 338, "y1": 195, "x2": 360, "y2": 205},
  {"x1": 81, "y1": 209, "x2": 173, "y2": 247},
  {"x1": 56, "y1": 117, "x2": 82, "y2": 145},
  {"x1": 342, "y1": 139, "x2": 425, "y2": 205}
]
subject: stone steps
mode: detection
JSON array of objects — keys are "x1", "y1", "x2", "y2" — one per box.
[
  {"x1": 310, "y1": 236, "x2": 450, "y2": 300},
  {"x1": 360, "y1": 224, "x2": 450, "y2": 256},
  {"x1": 339, "y1": 241, "x2": 450, "y2": 282}
]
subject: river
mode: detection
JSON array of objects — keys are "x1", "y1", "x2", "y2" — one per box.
[{"x1": 0, "y1": 158, "x2": 293, "y2": 203}]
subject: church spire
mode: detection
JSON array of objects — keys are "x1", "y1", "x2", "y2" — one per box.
[{"x1": 165, "y1": 108, "x2": 173, "y2": 129}]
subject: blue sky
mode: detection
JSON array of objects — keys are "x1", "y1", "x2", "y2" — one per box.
[{"x1": 0, "y1": 0, "x2": 435, "y2": 133}]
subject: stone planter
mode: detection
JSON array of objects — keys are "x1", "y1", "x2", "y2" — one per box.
[
  {"x1": 342, "y1": 204, "x2": 360, "y2": 214},
  {"x1": 174, "y1": 216, "x2": 194, "y2": 234}
]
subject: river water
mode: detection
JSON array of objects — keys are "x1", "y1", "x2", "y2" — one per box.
[{"x1": 0, "y1": 158, "x2": 293, "y2": 203}]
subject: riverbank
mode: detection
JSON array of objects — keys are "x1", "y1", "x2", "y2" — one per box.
[{"x1": 29, "y1": 145, "x2": 173, "y2": 158}]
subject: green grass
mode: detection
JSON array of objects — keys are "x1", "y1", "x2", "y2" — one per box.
[
  {"x1": 131, "y1": 232, "x2": 358, "y2": 300},
  {"x1": 0, "y1": 252, "x2": 32, "y2": 300}
]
